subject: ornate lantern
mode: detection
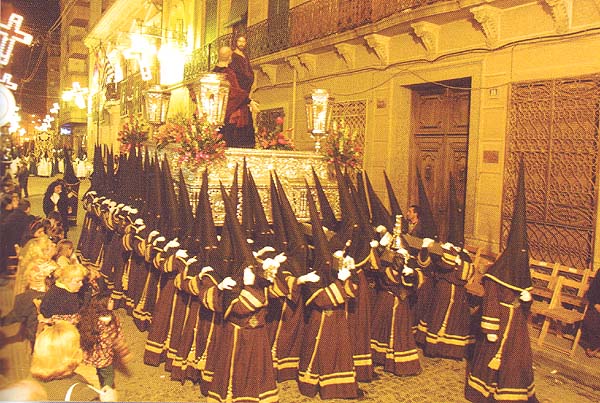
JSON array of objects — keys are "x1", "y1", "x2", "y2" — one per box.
[
  {"x1": 144, "y1": 85, "x2": 171, "y2": 126},
  {"x1": 189, "y1": 73, "x2": 230, "y2": 126},
  {"x1": 305, "y1": 89, "x2": 334, "y2": 152}
]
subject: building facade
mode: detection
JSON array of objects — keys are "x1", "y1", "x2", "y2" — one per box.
[
  {"x1": 58, "y1": 0, "x2": 91, "y2": 155},
  {"x1": 83, "y1": 0, "x2": 600, "y2": 268}
]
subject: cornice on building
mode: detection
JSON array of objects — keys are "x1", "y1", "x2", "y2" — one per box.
[{"x1": 84, "y1": 0, "x2": 158, "y2": 48}]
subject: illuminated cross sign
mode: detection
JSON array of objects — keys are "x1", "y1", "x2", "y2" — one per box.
[
  {"x1": 62, "y1": 82, "x2": 89, "y2": 109},
  {"x1": 0, "y1": 72, "x2": 17, "y2": 90},
  {"x1": 0, "y1": 13, "x2": 33, "y2": 66}
]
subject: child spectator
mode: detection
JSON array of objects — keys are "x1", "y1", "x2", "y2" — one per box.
[
  {"x1": 78, "y1": 294, "x2": 132, "y2": 390},
  {"x1": 54, "y1": 239, "x2": 77, "y2": 267},
  {"x1": 40, "y1": 263, "x2": 88, "y2": 324},
  {"x1": 14, "y1": 235, "x2": 57, "y2": 298},
  {"x1": 0, "y1": 260, "x2": 49, "y2": 349},
  {"x1": 46, "y1": 211, "x2": 65, "y2": 243}
]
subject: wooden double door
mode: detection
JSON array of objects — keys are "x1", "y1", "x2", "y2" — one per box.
[{"x1": 410, "y1": 79, "x2": 471, "y2": 243}]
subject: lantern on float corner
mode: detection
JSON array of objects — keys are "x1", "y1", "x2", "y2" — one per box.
[
  {"x1": 144, "y1": 85, "x2": 171, "y2": 126},
  {"x1": 189, "y1": 72, "x2": 230, "y2": 126},
  {"x1": 305, "y1": 88, "x2": 333, "y2": 153}
]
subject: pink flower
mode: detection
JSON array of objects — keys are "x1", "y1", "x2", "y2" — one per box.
[{"x1": 275, "y1": 116, "x2": 284, "y2": 126}]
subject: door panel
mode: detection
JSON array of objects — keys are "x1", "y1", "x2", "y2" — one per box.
[{"x1": 410, "y1": 82, "x2": 470, "y2": 242}]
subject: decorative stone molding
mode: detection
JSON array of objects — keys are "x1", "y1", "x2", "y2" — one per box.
[
  {"x1": 286, "y1": 56, "x2": 306, "y2": 78},
  {"x1": 411, "y1": 21, "x2": 441, "y2": 57},
  {"x1": 298, "y1": 53, "x2": 318, "y2": 76},
  {"x1": 334, "y1": 43, "x2": 357, "y2": 69},
  {"x1": 258, "y1": 64, "x2": 277, "y2": 84},
  {"x1": 364, "y1": 34, "x2": 390, "y2": 65},
  {"x1": 544, "y1": 0, "x2": 572, "y2": 34},
  {"x1": 470, "y1": 5, "x2": 501, "y2": 48}
]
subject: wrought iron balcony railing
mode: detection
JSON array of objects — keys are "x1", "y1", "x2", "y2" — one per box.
[{"x1": 183, "y1": 0, "x2": 447, "y2": 78}]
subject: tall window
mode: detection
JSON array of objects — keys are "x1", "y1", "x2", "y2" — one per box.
[{"x1": 268, "y1": 0, "x2": 289, "y2": 50}]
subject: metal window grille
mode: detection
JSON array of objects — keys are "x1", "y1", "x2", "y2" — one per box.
[{"x1": 503, "y1": 75, "x2": 600, "y2": 268}]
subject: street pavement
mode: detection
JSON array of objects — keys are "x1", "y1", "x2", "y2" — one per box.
[{"x1": 1, "y1": 176, "x2": 599, "y2": 402}]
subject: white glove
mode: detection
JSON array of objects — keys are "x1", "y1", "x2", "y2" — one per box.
[
  {"x1": 152, "y1": 236, "x2": 166, "y2": 246},
  {"x1": 218, "y1": 276, "x2": 236, "y2": 291},
  {"x1": 274, "y1": 253, "x2": 287, "y2": 264},
  {"x1": 520, "y1": 290, "x2": 532, "y2": 302},
  {"x1": 243, "y1": 267, "x2": 256, "y2": 286},
  {"x1": 130, "y1": 208, "x2": 138, "y2": 215},
  {"x1": 93, "y1": 197, "x2": 101, "y2": 203},
  {"x1": 134, "y1": 218, "x2": 144, "y2": 225},
  {"x1": 102, "y1": 199, "x2": 111, "y2": 205},
  {"x1": 175, "y1": 249, "x2": 189, "y2": 259},
  {"x1": 87, "y1": 191, "x2": 97, "y2": 196},
  {"x1": 99, "y1": 385, "x2": 118, "y2": 402},
  {"x1": 454, "y1": 255, "x2": 462, "y2": 265},
  {"x1": 262, "y1": 258, "x2": 280, "y2": 272},
  {"x1": 164, "y1": 238, "x2": 180, "y2": 252},
  {"x1": 298, "y1": 271, "x2": 320, "y2": 284},
  {"x1": 402, "y1": 267, "x2": 414, "y2": 276},
  {"x1": 337, "y1": 267, "x2": 351, "y2": 281},
  {"x1": 333, "y1": 250, "x2": 345, "y2": 259},
  {"x1": 186, "y1": 256, "x2": 198, "y2": 265},
  {"x1": 398, "y1": 248, "x2": 410, "y2": 260},
  {"x1": 117, "y1": 203, "x2": 125, "y2": 209},
  {"x1": 200, "y1": 266, "x2": 214, "y2": 276},
  {"x1": 249, "y1": 99, "x2": 260, "y2": 113},
  {"x1": 375, "y1": 225, "x2": 387, "y2": 234},
  {"x1": 109, "y1": 201, "x2": 117, "y2": 207},
  {"x1": 380, "y1": 232, "x2": 392, "y2": 247},
  {"x1": 343, "y1": 256, "x2": 355, "y2": 271},
  {"x1": 487, "y1": 334, "x2": 498, "y2": 342},
  {"x1": 370, "y1": 240, "x2": 379, "y2": 248},
  {"x1": 148, "y1": 230, "x2": 160, "y2": 241},
  {"x1": 216, "y1": 235, "x2": 221, "y2": 241},
  {"x1": 253, "y1": 246, "x2": 276, "y2": 258},
  {"x1": 122, "y1": 205, "x2": 131, "y2": 213},
  {"x1": 422, "y1": 238, "x2": 435, "y2": 248}
]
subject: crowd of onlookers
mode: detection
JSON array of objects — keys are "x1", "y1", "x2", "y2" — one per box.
[{"x1": 0, "y1": 174, "x2": 129, "y2": 401}]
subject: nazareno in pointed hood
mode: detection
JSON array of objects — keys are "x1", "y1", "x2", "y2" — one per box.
[
  {"x1": 383, "y1": 170, "x2": 403, "y2": 219},
  {"x1": 247, "y1": 168, "x2": 274, "y2": 249},
  {"x1": 484, "y1": 157, "x2": 532, "y2": 292}
]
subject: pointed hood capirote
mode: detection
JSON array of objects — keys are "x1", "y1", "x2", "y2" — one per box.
[
  {"x1": 416, "y1": 168, "x2": 439, "y2": 240},
  {"x1": 161, "y1": 157, "x2": 180, "y2": 240},
  {"x1": 311, "y1": 166, "x2": 338, "y2": 231},
  {"x1": 383, "y1": 170, "x2": 403, "y2": 219},
  {"x1": 364, "y1": 171, "x2": 393, "y2": 232},
  {"x1": 485, "y1": 158, "x2": 532, "y2": 292},
  {"x1": 306, "y1": 180, "x2": 334, "y2": 288},
  {"x1": 247, "y1": 169, "x2": 274, "y2": 249},
  {"x1": 63, "y1": 149, "x2": 77, "y2": 185},
  {"x1": 273, "y1": 171, "x2": 307, "y2": 276},
  {"x1": 447, "y1": 173, "x2": 465, "y2": 247},
  {"x1": 270, "y1": 172, "x2": 287, "y2": 252}
]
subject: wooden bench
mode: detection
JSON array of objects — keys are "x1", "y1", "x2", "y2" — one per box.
[
  {"x1": 534, "y1": 264, "x2": 594, "y2": 358},
  {"x1": 529, "y1": 259, "x2": 561, "y2": 317}
]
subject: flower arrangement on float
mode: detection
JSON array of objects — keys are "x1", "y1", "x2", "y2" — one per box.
[
  {"x1": 117, "y1": 115, "x2": 149, "y2": 154},
  {"x1": 153, "y1": 113, "x2": 226, "y2": 168},
  {"x1": 321, "y1": 119, "x2": 363, "y2": 171},
  {"x1": 256, "y1": 116, "x2": 296, "y2": 151}
]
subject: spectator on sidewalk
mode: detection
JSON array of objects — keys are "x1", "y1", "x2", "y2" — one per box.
[
  {"x1": 0, "y1": 199, "x2": 34, "y2": 279},
  {"x1": 30, "y1": 320, "x2": 117, "y2": 401},
  {"x1": 40, "y1": 263, "x2": 88, "y2": 324},
  {"x1": 43, "y1": 180, "x2": 70, "y2": 239},
  {"x1": 0, "y1": 261, "x2": 50, "y2": 349},
  {"x1": 583, "y1": 273, "x2": 600, "y2": 358},
  {"x1": 17, "y1": 159, "x2": 29, "y2": 198}
]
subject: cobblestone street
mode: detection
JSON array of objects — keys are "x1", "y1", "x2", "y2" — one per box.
[{"x1": 1, "y1": 176, "x2": 600, "y2": 402}]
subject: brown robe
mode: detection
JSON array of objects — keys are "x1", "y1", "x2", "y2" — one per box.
[
  {"x1": 298, "y1": 279, "x2": 359, "y2": 399},
  {"x1": 465, "y1": 279, "x2": 538, "y2": 403},
  {"x1": 370, "y1": 266, "x2": 421, "y2": 376}
]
